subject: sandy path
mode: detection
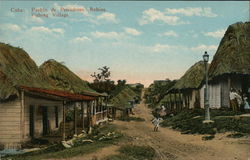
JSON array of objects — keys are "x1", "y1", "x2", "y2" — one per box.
[
  {"x1": 112, "y1": 91, "x2": 250, "y2": 160},
  {"x1": 65, "y1": 90, "x2": 250, "y2": 160}
]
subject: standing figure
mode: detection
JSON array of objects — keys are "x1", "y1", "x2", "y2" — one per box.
[
  {"x1": 243, "y1": 94, "x2": 250, "y2": 111},
  {"x1": 229, "y1": 88, "x2": 238, "y2": 112},
  {"x1": 152, "y1": 117, "x2": 162, "y2": 132},
  {"x1": 235, "y1": 90, "x2": 243, "y2": 111}
]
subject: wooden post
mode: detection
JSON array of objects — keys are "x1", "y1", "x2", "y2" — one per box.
[
  {"x1": 81, "y1": 102, "x2": 84, "y2": 132},
  {"x1": 169, "y1": 94, "x2": 172, "y2": 111},
  {"x1": 174, "y1": 93, "x2": 177, "y2": 111},
  {"x1": 74, "y1": 103, "x2": 77, "y2": 135},
  {"x1": 20, "y1": 90, "x2": 25, "y2": 141},
  {"x1": 62, "y1": 101, "x2": 66, "y2": 141},
  {"x1": 86, "y1": 101, "x2": 91, "y2": 133},
  {"x1": 179, "y1": 91, "x2": 182, "y2": 110},
  {"x1": 228, "y1": 76, "x2": 231, "y2": 108}
]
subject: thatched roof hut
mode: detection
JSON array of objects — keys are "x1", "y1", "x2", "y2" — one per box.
[
  {"x1": 40, "y1": 59, "x2": 101, "y2": 96},
  {"x1": 172, "y1": 61, "x2": 206, "y2": 91},
  {"x1": 0, "y1": 43, "x2": 53, "y2": 100},
  {"x1": 209, "y1": 22, "x2": 250, "y2": 81},
  {"x1": 110, "y1": 86, "x2": 138, "y2": 109}
]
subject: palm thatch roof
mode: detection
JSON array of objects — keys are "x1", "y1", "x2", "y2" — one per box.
[
  {"x1": 40, "y1": 59, "x2": 100, "y2": 96},
  {"x1": 159, "y1": 93, "x2": 182, "y2": 105},
  {"x1": 209, "y1": 22, "x2": 250, "y2": 80},
  {"x1": 172, "y1": 61, "x2": 206, "y2": 91},
  {"x1": 0, "y1": 43, "x2": 54, "y2": 100},
  {"x1": 110, "y1": 86, "x2": 138, "y2": 109}
]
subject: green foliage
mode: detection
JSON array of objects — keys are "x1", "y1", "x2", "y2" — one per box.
[
  {"x1": 89, "y1": 66, "x2": 115, "y2": 94},
  {"x1": 8, "y1": 124, "x2": 123, "y2": 160},
  {"x1": 119, "y1": 145, "x2": 156, "y2": 160},
  {"x1": 161, "y1": 109, "x2": 250, "y2": 135},
  {"x1": 104, "y1": 154, "x2": 136, "y2": 160},
  {"x1": 202, "y1": 135, "x2": 215, "y2": 141},
  {"x1": 227, "y1": 133, "x2": 245, "y2": 138},
  {"x1": 213, "y1": 116, "x2": 250, "y2": 133},
  {"x1": 87, "y1": 124, "x2": 123, "y2": 142},
  {"x1": 118, "y1": 117, "x2": 145, "y2": 122},
  {"x1": 144, "y1": 79, "x2": 176, "y2": 109}
]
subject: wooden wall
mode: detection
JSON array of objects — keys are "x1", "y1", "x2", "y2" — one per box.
[
  {"x1": 209, "y1": 82, "x2": 221, "y2": 108},
  {"x1": 0, "y1": 99, "x2": 22, "y2": 149},
  {"x1": 23, "y1": 95, "x2": 63, "y2": 140},
  {"x1": 200, "y1": 85, "x2": 205, "y2": 109}
]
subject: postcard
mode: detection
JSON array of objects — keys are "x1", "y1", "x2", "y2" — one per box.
[{"x1": 0, "y1": 1, "x2": 249, "y2": 160}]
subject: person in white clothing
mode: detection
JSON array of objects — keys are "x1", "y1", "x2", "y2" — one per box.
[
  {"x1": 243, "y1": 94, "x2": 250, "y2": 110},
  {"x1": 152, "y1": 117, "x2": 163, "y2": 132}
]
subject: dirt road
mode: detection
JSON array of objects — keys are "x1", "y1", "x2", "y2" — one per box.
[
  {"x1": 113, "y1": 98, "x2": 250, "y2": 160},
  {"x1": 76, "y1": 91, "x2": 250, "y2": 160}
]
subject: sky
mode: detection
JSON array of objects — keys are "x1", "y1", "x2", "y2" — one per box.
[{"x1": 0, "y1": 1, "x2": 249, "y2": 87}]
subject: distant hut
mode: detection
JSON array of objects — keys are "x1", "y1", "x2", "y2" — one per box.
[
  {"x1": 207, "y1": 22, "x2": 250, "y2": 109},
  {"x1": 109, "y1": 87, "x2": 138, "y2": 119},
  {"x1": 170, "y1": 61, "x2": 206, "y2": 110},
  {"x1": 159, "y1": 93, "x2": 182, "y2": 113},
  {"x1": 40, "y1": 60, "x2": 108, "y2": 128},
  {"x1": 0, "y1": 43, "x2": 95, "y2": 149}
]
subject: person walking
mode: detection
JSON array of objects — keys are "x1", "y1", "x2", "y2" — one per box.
[{"x1": 152, "y1": 117, "x2": 162, "y2": 132}]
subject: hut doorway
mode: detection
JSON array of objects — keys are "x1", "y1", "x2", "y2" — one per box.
[
  {"x1": 42, "y1": 106, "x2": 49, "y2": 136},
  {"x1": 29, "y1": 105, "x2": 35, "y2": 138},
  {"x1": 242, "y1": 76, "x2": 250, "y2": 100}
]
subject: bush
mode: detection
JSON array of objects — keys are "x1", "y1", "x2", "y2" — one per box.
[
  {"x1": 87, "y1": 124, "x2": 123, "y2": 142},
  {"x1": 119, "y1": 117, "x2": 145, "y2": 122},
  {"x1": 227, "y1": 133, "x2": 245, "y2": 138},
  {"x1": 202, "y1": 135, "x2": 215, "y2": 141},
  {"x1": 161, "y1": 109, "x2": 250, "y2": 135},
  {"x1": 103, "y1": 154, "x2": 135, "y2": 160},
  {"x1": 119, "y1": 145, "x2": 156, "y2": 160}
]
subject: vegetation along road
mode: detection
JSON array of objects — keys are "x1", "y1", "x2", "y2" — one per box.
[{"x1": 67, "y1": 90, "x2": 250, "y2": 160}]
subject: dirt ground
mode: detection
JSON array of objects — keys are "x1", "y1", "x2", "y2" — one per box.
[{"x1": 73, "y1": 92, "x2": 250, "y2": 160}]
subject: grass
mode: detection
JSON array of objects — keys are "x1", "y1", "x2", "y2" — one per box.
[
  {"x1": 118, "y1": 116, "x2": 145, "y2": 122},
  {"x1": 202, "y1": 135, "x2": 215, "y2": 141},
  {"x1": 160, "y1": 109, "x2": 250, "y2": 136},
  {"x1": 103, "y1": 145, "x2": 156, "y2": 160},
  {"x1": 227, "y1": 133, "x2": 245, "y2": 138},
  {"x1": 6, "y1": 124, "x2": 123, "y2": 160},
  {"x1": 9, "y1": 142, "x2": 109, "y2": 160}
]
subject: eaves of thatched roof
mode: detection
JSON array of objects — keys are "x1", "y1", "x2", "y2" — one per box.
[
  {"x1": 208, "y1": 22, "x2": 250, "y2": 80},
  {"x1": 172, "y1": 61, "x2": 206, "y2": 91},
  {"x1": 0, "y1": 43, "x2": 54, "y2": 100}
]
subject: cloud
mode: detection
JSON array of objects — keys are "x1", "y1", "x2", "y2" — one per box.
[
  {"x1": 190, "y1": 44, "x2": 218, "y2": 51},
  {"x1": 91, "y1": 31, "x2": 122, "y2": 39},
  {"x1": 124, "y1": 27, "x2": 142, "y2": 36},
  {"x1": 139, "y1": 8, "x2": 189, "y2": 25},
  {"x1": 165, "y1": 7, "x2": 218, "y2": 17},
  {"x1": 30, "y1": 26, "x2": 65, "y2": 35},
  {"x1": 203, "y1": 29, "x2": 226, "y2": 38},
  {"x1": 161, "y1": 30, "x2": 178, "y2": 37},
  {"x1": 30, "y1": 16, "x2": 44, "y2": 23},
  {"x1": 97, "y1": 12, "x2": 118, "y2": 23},
  {"x1": 71, "y1": 36, "x2": 92, "y2": 43},
  {"x1": 147, "y1": 43, "x2": 217, "y2": 54},
  {"x1": 0, "y1": 23, "x2": 21, "y2": 32},
  {"x1": 151, "y1": 44, "x2": 172, "y2": 52}
]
